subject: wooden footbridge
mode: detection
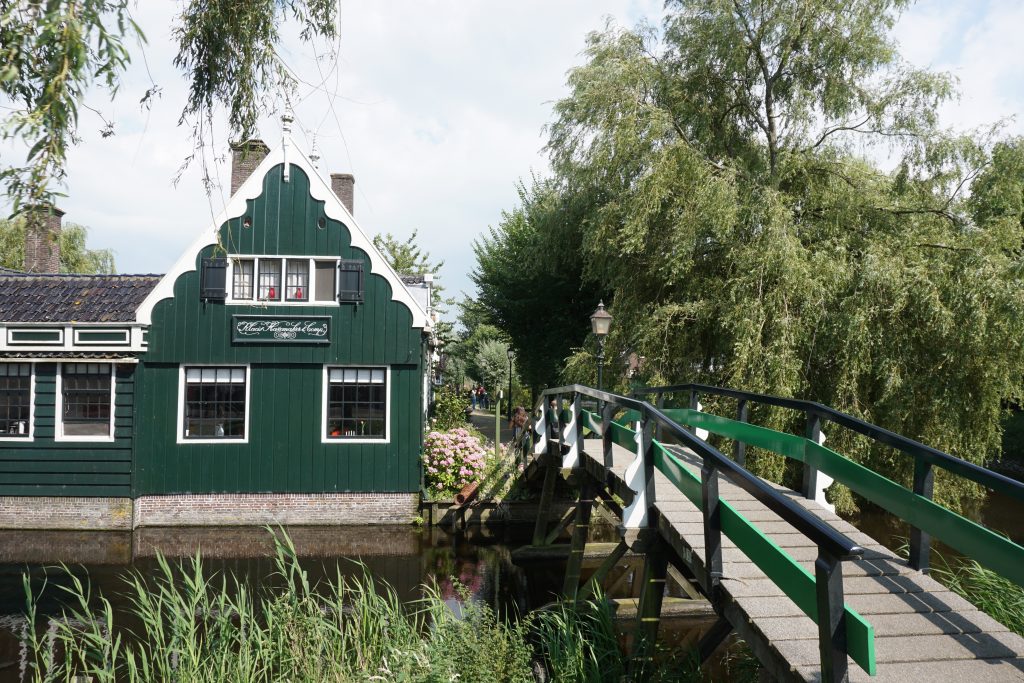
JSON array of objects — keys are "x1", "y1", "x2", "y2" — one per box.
[{"x1": 521, "y1": 384, "x2": 1024, "y2": 681}]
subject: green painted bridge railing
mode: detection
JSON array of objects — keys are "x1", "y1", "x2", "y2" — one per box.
[
  {"x1": 629, "y1": 384, "x2": 1024, "y2": 589},
  {"x1": 538, "y1": 384, "x2": 874, "y2": 682}
]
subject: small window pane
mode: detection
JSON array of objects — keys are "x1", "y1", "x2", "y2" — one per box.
[
  {"x1": 314, "y1": 261, "x2": 336, "y2": 302},
  {"x1": 186, "y1": 368, "x2": 201, "y2": 382},
  {"x1": 182, "y1": 366, "x2": 247, "y2": 440},
  {"x1": 325, "y1": 366, "x2": 387, "y2": 440},
  {"x1": 285, "y1": 259, "x2": 310, "y2": 301},
  {"x1": 258, "y1": 259, "x2": 282, "y2": 300},
  {"x1": 0, "y1": 363, "x2": 31, "y2": 436},
  {"x1": 62, "y1": 364, "x2": 111, "y2": 438},
  {"x1": 232, "y1": 259, "x2": 254, "y2": 300}
]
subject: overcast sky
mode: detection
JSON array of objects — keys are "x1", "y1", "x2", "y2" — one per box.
[{"x1": 3, "y1": 1, "x2": 1022, "y2": 318}]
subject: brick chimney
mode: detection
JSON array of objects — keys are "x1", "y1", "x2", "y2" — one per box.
[
  {"x1": 330, "y1": 173, "x2": 355, "y2": 215},
  {"x1": 230, "y1": 139, "x2": 270, "y2": 194},
  {"x1": 23, "y1": 205, "x2": 64, "y2": 273}
]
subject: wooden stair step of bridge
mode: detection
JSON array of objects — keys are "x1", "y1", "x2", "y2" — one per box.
[{"x1": 573, "y1": 432, "x2": 1024, "y2": 680}]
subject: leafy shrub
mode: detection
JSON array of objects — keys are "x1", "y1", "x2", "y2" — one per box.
[
  {"x1": 432, "y1": 385, "x2": 469, "y2": 431},
  {"x1": 423, "y1": 427, "x2": 489, "y2": 498}
]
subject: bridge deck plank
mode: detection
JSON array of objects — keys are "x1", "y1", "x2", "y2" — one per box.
[{"x1": 577, "y1": 436, "x2": 1024, "y2": 681}]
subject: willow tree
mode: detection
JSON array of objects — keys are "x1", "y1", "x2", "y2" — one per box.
[
  {"x1": 475, "y1": 0, "x2": 1024, "y2": 511},
  {"x1": 0, "y1": 0, "x2": 337, "y2": 211}
]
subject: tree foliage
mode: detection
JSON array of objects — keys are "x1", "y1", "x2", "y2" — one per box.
[
  {"x1": 0, "y1": 1, "x2": 337, "y2": 211},
  {"x1": 473, "y1": 0, "x2": 1024, "y2": 512},
  {"x1": 472, "y1": 179, "x2": 604, "y2": 396},
  {"x1": 0, "y1": 218, "x2": 115, "y2": 274}
]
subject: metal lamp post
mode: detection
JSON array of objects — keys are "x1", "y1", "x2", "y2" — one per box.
[
  {"x1": 590, "y1": 301, "x2": 613, "y2": 393},
  {"x1": 507, "y1": 347, "x2": 514, "y2": 421}
]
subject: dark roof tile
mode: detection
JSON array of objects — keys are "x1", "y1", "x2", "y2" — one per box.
[{"x1": 0, "y1": 271, "x2": 162, "y2": 323}]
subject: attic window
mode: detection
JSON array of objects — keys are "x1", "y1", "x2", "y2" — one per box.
[{"x1": 227, "y1": 256, "x2": 344, "y2": 304}]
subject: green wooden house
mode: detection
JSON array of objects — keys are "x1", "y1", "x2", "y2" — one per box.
[{"x1": 0, "y1": 135, "x2": 434, "y2": 529}]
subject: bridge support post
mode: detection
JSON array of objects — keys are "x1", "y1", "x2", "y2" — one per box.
[
  {"x1": 628, "y1": 534, "x2": 669, "y2": 682},
  {"x1": 532, "y1": 396, "x2": 562, "y2": 546},
  {"x1": 701, "y1": 460, "x2": 723, "y2": 596},
  {"x1": 909, "y1": 458, "x2": 935, "y2": 572},
  {"x1": 562, "y1": 477, "x2": 595, "y2": 601},
  {"x1": 601, "y1": 402, "x2": 615, "y2": 470},
  {"x1": 815, "y1": 548, "x2": 849, "y2": 683},
  {"x1": 802, "y1": 412, "x2": 822, "y2": 501}
]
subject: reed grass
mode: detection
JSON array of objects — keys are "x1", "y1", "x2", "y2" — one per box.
[
  {"x1": 19, "y1": 528, "x2": 757, "y2": 682},
  {"x1": 929, "y1": 553, "x2": 1024, "y2": 636}
]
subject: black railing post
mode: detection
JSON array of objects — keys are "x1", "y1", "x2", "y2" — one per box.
[
  {"x1": 655, "y1": 392, "x2": 666, "y2": 442},
  {"x1": 641, "y1": 409, "x2": 657, "y2": 519},
  {"x1": 601, "y1": 402, "x2": 615, "y2": 470},
  {"x1": 909, "y1": 457, "x2": 935, "y2": 572},
  {"x1": 802, "y1": 412, "x2": 822, "y2": 500},
  {"x1": 701, "y1": 458, "x2": 723, "y2": 597},
  {"x1": 734, "y1": 399, "x2": 748, "y2": 467},
  {"x1": 689, "y1": 389, "x2": 700, "y2": 436},
  {"x1": 815, "y1": 548, "x2": 849, "y2": 683}
]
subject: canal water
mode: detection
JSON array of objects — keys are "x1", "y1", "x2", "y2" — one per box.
[{"x1": 0, "y1": 522, "x2": 714, "y2": 682}]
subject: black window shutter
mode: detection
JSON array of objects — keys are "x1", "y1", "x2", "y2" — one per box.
[
  {"x1": 338, "y1": 259, "x2": 364, "y2": 303},
  {"x1": 200, "y1": 257, "x2": 228, "y2": 301}
]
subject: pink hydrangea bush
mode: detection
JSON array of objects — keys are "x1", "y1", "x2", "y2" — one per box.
[{"x1": 423, "y1": 427, "x2": 489, "y2": 499}]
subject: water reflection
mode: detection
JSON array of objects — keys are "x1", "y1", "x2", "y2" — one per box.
[
  {"x1": 0, "y1": 523, "x2": 717, "y2": 682},
  {"x1": 0, "y1": 525, "x2": 534, "y2": 682}
]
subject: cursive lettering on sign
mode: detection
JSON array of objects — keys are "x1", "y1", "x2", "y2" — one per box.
[{"x1": 235, "y1": 319, "x2": 329, "y2": 337}]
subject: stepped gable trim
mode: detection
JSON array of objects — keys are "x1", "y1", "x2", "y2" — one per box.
[{"x1": 136, "y1": 140, "x2": 430, "y2": 329}]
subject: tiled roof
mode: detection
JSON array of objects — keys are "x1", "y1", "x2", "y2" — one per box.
[{"x1": 0, "y1": 271, "x2": 161, "y2": 323}]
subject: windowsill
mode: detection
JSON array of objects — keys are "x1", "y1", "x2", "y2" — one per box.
[
  {"x1": 55, "y1": 435, "x2": 115, "y2": 443},
  {"x1": 0, "y1": 436, "x2": 32, "y2": 442},
  {"x1": 178, "y1": 437, "x2": 249, "y2": 444},
  {"x1": 322, "y1": 437, "x2": 389, "y2": 444},
  {"x1": 225, "y1": 300, "x2": 339, "y2": 307}
]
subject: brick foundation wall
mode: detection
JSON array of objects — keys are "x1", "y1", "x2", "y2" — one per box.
[
  {"x1": 134, "y1": 492, "x2": 420, "y2": 528},
  {"x1": 0, "y1": 496, "x2": 133, "y2": 530}
]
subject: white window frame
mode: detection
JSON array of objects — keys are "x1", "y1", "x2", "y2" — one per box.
[
  {"x1": 0, "y1": 362, "x2": 34, "y2": 442},
  {"x1": 226, "y1": 255, "x2": 341, "y2": 306},
  {"x1": 176, "y1": 364, "x2": 251, "y2": 444},
  {"x1": 321, "y1": 365, "x2": 391, "y2": 444},
  {"x1": 54, "y1": 362, "x2": 116, "y2": 442}
]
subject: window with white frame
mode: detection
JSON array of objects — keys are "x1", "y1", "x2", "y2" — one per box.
[
  {"x1": 228, "y1": 257, "x2": 342, "y2": 303},
  {"x1": 182, "y1": 367, "x2": 247, "y2": 439},
  {"x1": 285, "y1": 259, "x2": 309, "y2": 301},
  {"x1": 325, "y1": 367, "x2": 386, "y2": 439},
  {"x1": 232, "y1": 258, "x2": 254, "y2": 299},
  {"x1": 257, "y1": 259, "x2": 282, "y2": 300},
  {"x1": 60, "y1": 363, "x2": 112, "y2": 437},
  {"x1": 0, "y1": 363, "x2": 31, "y2": 437}
]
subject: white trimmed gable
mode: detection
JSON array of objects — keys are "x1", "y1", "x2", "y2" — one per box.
[{"x1": 136, "y1": 139, "x2": 432, "y2": 330}]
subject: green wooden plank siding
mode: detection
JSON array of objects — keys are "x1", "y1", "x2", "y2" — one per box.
[
  {"x1": 0, "y1": 363, "x2": 134, "y2": 496},
  {"x1": 134, "y1": 163, "x2": 425, "y2": 495}
]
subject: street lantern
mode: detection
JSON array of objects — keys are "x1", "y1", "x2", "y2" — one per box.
[
  {"x1": 590, "y1": 301, "x2": 613, "y2": 392},
  {"x1": 506, "y1": 347, "x2": 515, "y2": 421}
]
